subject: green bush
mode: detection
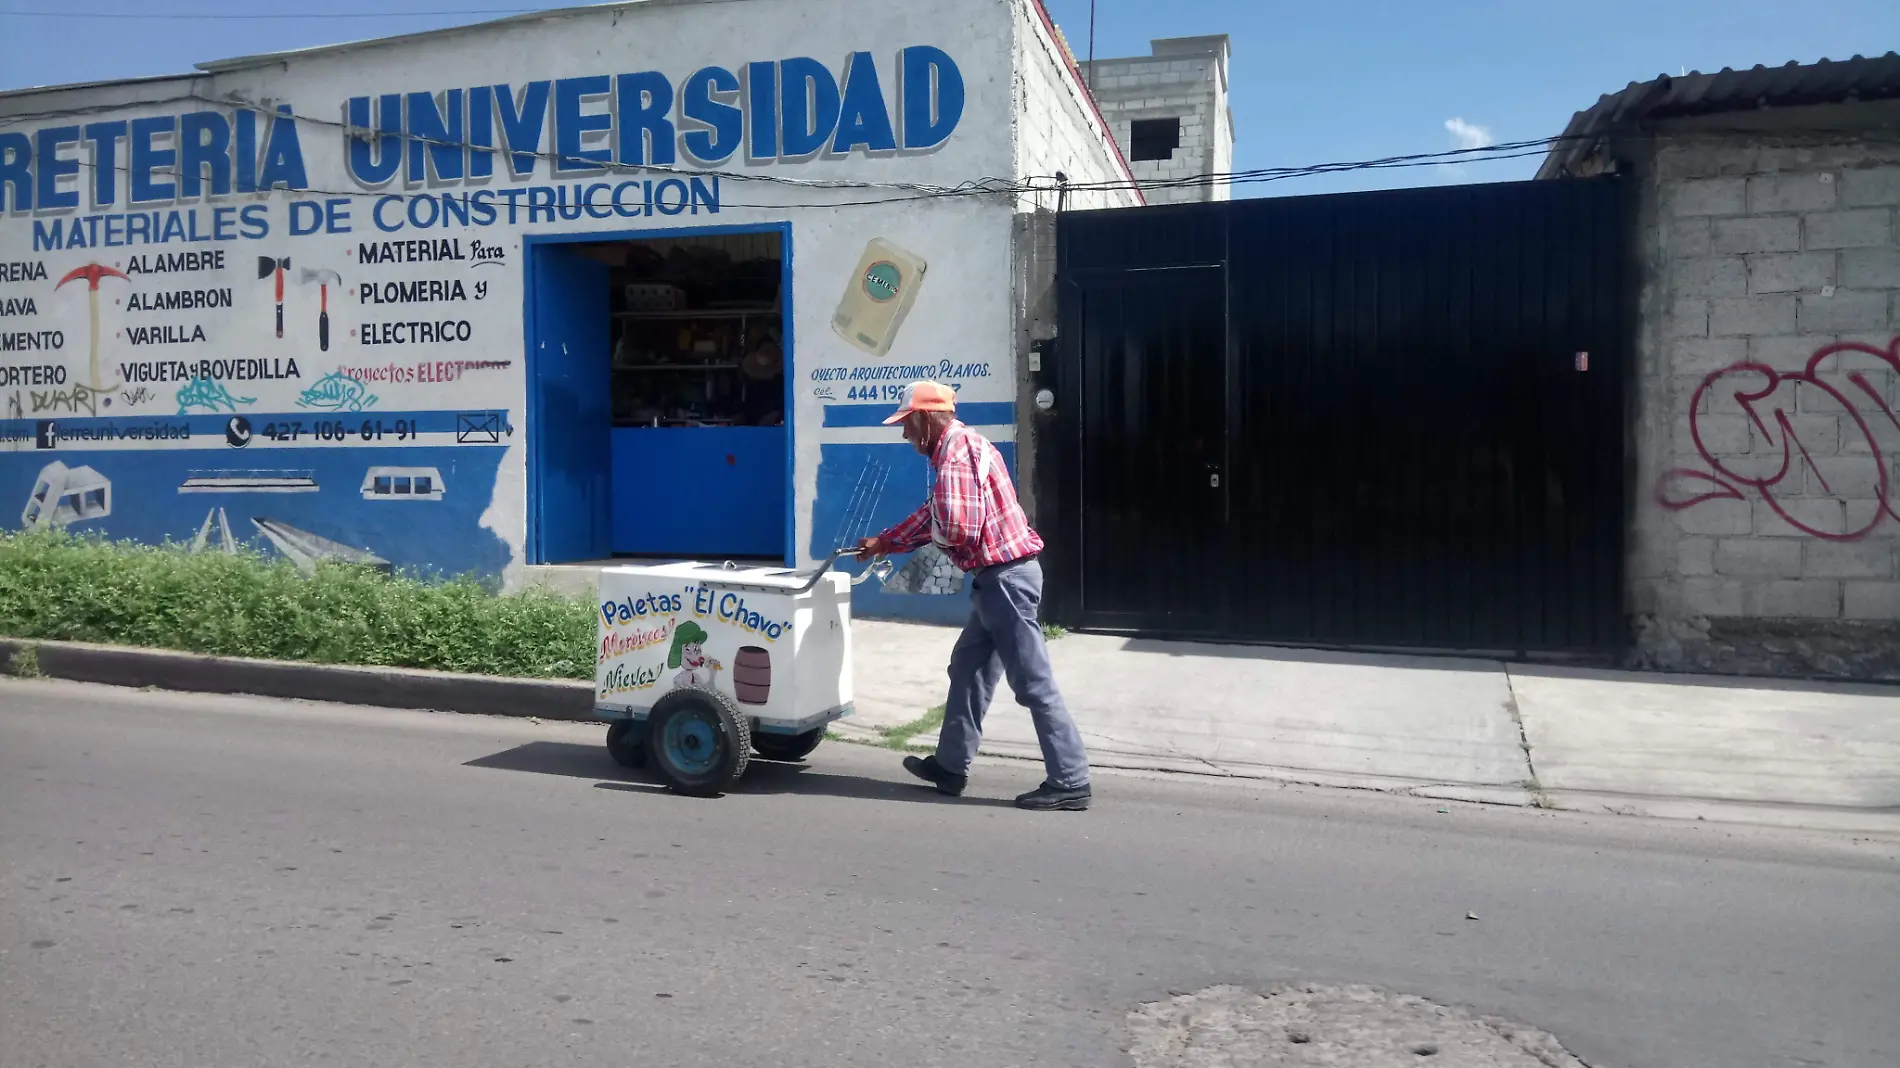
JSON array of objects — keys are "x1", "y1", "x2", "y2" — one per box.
[{"x1": 0, "y1": 530, "x2": 595, "y2": 680}]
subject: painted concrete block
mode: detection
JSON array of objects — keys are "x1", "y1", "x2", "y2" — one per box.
[
  {"x1": 1800, "y1": 291, "x2": 1890, "y2": 333},
  {"x1": 1805, "y1": 209, "x2": 1892, "y2": 250},
  {"x1": 1749, "y1": 172, "x2": 1839, "y2": 214},
  {"x1": 1712, "y1": 216, "x2": 1798, "y2": 254}
]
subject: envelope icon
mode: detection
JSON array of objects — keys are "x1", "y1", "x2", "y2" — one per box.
[{"x1": 456, "y1": 412, "x2": 503, "y2": 444}]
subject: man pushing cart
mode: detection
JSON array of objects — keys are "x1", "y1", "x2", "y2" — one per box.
[
  {"x1": 856, "y1": 382, "x2": 1093, "y2": 812},
  {"x1": 592, "y1": 382, "x2": 1090, "y2": 810}
]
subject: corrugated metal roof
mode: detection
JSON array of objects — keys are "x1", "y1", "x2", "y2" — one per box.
[{"x1": 1537, "y1": 52, "x2": 1900, "y2": 178}]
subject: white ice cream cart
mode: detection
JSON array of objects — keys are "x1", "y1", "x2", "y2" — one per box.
[{"x1": 593, "y1": 547, "x2": 884, "y2": 795}]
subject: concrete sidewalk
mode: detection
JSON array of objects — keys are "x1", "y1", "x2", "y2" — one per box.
[{"x1": 840, "y1": 620, "x2": 1900, "y2": 833}]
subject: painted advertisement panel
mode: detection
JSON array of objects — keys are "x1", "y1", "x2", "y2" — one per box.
[
  {"x1": 593, "y1": 561, "x2": 852, "y2": 733},
  {"x1": 0, "y1": 0, "x2": 1022, "y2": 599}
]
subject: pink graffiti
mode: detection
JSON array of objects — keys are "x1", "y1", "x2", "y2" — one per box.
[{"x1": 1657, "y1": 337, "x2": 1900, "y2": 541}]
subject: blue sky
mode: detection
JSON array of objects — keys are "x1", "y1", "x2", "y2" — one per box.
[{"x1": 2, "y1": 0, "x2": 1894, "y2": 196}]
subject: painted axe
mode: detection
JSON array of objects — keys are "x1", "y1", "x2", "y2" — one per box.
[
  {"x1": 257, "y1": 255, "x2": 290, "y2": 338},
  {"x1": 299, "y1": 267, "x2": 342, "y2": 351}
]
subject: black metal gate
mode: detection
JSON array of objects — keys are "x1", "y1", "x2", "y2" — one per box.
[{"x1": 1042, "y1": 177, "x2": 1628, "y2": 655}]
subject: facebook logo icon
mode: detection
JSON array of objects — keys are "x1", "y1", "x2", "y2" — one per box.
[{"x1": 34, "y1": 421, "x2": 56, "y2": 449}]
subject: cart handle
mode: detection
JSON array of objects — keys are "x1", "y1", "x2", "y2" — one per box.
[{"x1": 793, "y1": 545, "x2": 890, "y2": 593}]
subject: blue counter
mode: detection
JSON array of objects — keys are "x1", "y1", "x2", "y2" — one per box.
[{"x1": 611, "y1": 426, "x2": 786, "y2": 559}]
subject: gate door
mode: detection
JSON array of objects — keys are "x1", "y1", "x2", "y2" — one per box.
[
  {"x1": 1067, "y1": 267, "x2": 1227, "y2": 633},
  {"x1": 1048, "y1": 178, "x2": 1626, "y2": 655}
]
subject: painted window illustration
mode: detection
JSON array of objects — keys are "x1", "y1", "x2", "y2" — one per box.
[
  {"x1": 22, "y1": 461, "x2": 112, "y2": 530},
  {"x1": 360, "y1": 466, "x2": 446, "y2": 501}
]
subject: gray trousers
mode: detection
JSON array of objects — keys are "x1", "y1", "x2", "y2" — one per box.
[{"x1": 937, "y1": 557, "x2": 1090, "y2": 789}]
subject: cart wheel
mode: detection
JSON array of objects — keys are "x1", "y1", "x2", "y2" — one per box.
[
  {"x1": 753, "y1": 727, "x2": 824, "y2": 762},
  {"x1": 605, "y1": 719, "x2": 647, "y2": 769},
  {"x1": 648, "y1": 688, "x2": 751, "y2": 796}
]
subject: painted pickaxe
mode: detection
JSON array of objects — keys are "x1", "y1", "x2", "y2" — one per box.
[
  {"x1": 298, "y1": 267, "x2": 343, "y2": 351},
  {"x1": 56, "y1": 263, "x2": 130, "y2": 390},
  {"x1": 258, "y1": 255, "x2": 291, "y2": 338}
]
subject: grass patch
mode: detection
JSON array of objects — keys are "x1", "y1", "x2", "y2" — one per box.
[
  {"x1": 878, "y1": 705, "x2": 945, "y2": 750},
  {"x1": 7, "y1": 642, "x2": 41, "y2": 678},
  {"x1": 1041, "y1": 622, "x2": 1066, "y2": 641},
  {"x1": 0, "y1": 530, "x2": 596, "y2": 679}
]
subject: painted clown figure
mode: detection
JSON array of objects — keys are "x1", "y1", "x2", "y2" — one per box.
[{"x1": 668, "y1": 621, "x2": 723, "y2": 689}]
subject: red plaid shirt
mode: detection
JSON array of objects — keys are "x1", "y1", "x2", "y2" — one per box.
[{"x1": 879, "y1": 421, "x2": 1043, "y2": 571}]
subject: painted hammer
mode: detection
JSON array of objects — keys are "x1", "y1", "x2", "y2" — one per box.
[
  {"x1": 258, "y1": 255, "x2": 290, "y2": 338},
  {"x1": 299, "y1": 267, "x2": 343, "y2": 351}
]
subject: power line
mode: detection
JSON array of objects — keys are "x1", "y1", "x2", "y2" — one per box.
[
  {"x1": 20, "y1": 89, "x2": 1880, "y2": 213},
  {"x1": 32, "y1": 139, "x2": 1565, "y2": 220},
  {"x1": 0, "y1": 91, "x2": 1010, "y2": 199},
  {"x1": 44, "y1": 153, "x2": 1027, "y2": 213},
  {"x1": 0, "y1": 6, "x2": 538, "y2": 18},
  {"x1": 3, "y1": 87, "x2": 1569, "y2": 188}
]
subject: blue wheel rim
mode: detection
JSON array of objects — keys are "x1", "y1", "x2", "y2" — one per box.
[{"x1": 661, "y1": 706, "x2": 724, "y2": 777}]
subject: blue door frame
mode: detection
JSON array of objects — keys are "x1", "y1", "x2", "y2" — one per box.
[
  {"x1": 526, "y1": 244, "x2": 612, "y2": 564},
  {"x1": 522, "y1": 222, "x2": 796, "y2": 567}
]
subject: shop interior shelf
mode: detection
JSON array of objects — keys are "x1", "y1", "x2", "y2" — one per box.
[
  {"x1": 612, "y1": 363, "x2": 741, "y2": 372},
  {"x1": 611, "y1": 308, "x2": 776, "y2": 320}
]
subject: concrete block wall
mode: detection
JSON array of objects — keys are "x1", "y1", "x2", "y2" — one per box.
[
  {"x1": 1078, "y1": 36, "x2": 1232, "y2": 205},
  {"x1": 1011, "y1": 1, "x2": 1141, "y2": 214},
  {"x1": 1629, "y1": 104, "x2": 1900, "y2": 676}
]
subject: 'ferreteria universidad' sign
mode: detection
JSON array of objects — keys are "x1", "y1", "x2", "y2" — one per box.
[{"x1": 1, "y1": 46, "x2": 966, "y2": 211}]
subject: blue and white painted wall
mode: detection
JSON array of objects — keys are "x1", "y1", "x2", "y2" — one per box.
[{"x1": 0, "y1": 0, "x2": 1136, "y2": 621}]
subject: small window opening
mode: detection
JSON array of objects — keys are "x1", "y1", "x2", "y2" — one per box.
[{"x1": 1130, "y1": 118, "x2": 1181, "y2": 162}]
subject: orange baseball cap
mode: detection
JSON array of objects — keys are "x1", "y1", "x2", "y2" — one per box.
[{"x1": 882, "y1": 380, "x2": 957, "y2": 424}]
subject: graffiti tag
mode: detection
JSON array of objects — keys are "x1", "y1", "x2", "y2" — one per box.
[
  {"x1": 30, "y1": 383, "x2": 104, "y2": 416},
  {"x1": 175, "y1": 377, "x2": 256, "y2": 416},
  {"x1": 296, "y1": 371, "x2": 379, "y2": 413},
  {"x1": 5, "y1": 391, "x2": 20, "y2": 419},
  {"x1": 121, "y1": 386, "x2": 155, "y2": 408},
  {"x1": 1658, "y1": 336, "x2": 1900, "y2": 541}
]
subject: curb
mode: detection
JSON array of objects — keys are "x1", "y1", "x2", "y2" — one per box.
[
  {"x1": 0, "y1": 638, "x2": 594, "y2": 722},
  {"x1": 8, "y1": 639, "x2": 1896, "y2": 837}
]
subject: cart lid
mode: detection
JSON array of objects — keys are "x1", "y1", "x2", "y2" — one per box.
[{"x1": 598, "y1": 560, "x2": 837, "y2": 592}]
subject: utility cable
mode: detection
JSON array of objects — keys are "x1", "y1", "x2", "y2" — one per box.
[
  {"x1": 0, "y1": 6, "x2": 541, "y2": 18},
  {"x1": 42, "y1": 154, "x2": 1026, "y2": 212},
  {"x1": 0, "y1": 91, "x2": 1006, "y2": 198},
  {"x1": 3, "y1": 88, "x2": 1579, "y2": 205},
  {"x1": 15, "y1": 91, "x2": 1890, "y2": 212}
]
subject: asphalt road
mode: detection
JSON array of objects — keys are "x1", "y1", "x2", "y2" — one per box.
[{"x1": 3, "y1": 679, "x2": 1897, "y2": 1068}]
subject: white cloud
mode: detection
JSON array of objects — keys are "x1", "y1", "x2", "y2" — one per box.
[{"x1": 1444, "y1": 117, "x2": 1494, "y2": 151}]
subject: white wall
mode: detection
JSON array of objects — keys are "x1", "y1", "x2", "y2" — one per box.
[
  {"x1": 1009, "y1": 0, "x2": 1141, "y2": 214},
  {"x1": 0, "y1": 0, "x2": 1037, "y2": 592}
]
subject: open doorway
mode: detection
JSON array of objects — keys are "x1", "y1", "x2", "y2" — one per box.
[{"x1": 526, "y1": 226, "x2": 790, "y2": 565}]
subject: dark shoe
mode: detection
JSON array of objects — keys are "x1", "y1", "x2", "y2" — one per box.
[
  {"x1": 904, "y1": 754, "x2": 967, "y2": 797},
  {"x1": 1016, "y1": 781, "x2": 1091, "y2": 811}
]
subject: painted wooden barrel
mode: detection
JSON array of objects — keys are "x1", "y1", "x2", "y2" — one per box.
[{"x1": 732, "y1": 646, "x2": 772, "y2": 705}]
